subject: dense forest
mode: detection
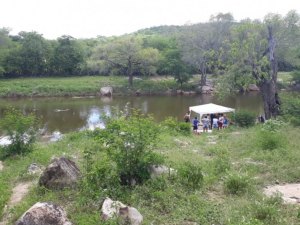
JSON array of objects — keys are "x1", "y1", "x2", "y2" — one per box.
[{"x1": 1, "y1": 11, "x2": 300, "y2": 118}]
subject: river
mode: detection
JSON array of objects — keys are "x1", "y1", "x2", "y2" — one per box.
[{"x1": 0, "y1": 93, "x2": 263, "y2": 133}]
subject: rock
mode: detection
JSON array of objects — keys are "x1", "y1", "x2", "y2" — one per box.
[
  {"x1": 177, "y1": 90, "x2": 183, "y2": 95},
  {"x1": 101, "y1": 198, "x2": 143, "y2": 225},
  {"x1": 28, "y1": 163, "x2": 43, "y2": 175},
  {"x1": 174, "y1": 138, "x2": 189, "y2": 147},
  {"x1": 15, "y1": 202, "x2": 72, "y2": 225},
  {"x1": 201, "y1": 85, "x2": 214, "y2": 94},
  {"x1": 100, "y1": 86, "x2": 113, "y2": 96},
  {"x1": 39, "y1": 157, "x2": 81, "y2": 190},
  {"x1": 248, "y1": 84, "x2": 260, "y2": 91},
  {"x1": 50, "y1": 131, "x2": 63, "y2": 142},
  {"x1": 148, "y1": 165, "x2": 176, "y2": 178},
  {"x1": 0, "y1": 136, "x2": 11, "y2": 147},
  {"x1": 264, "y1": 183, "x2": 300, "y2": 204},
  {"x1": 135, "y1": 90, "x2": 141, "y2": 96}
]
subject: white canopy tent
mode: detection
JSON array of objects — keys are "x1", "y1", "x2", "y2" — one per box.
[{"x1": 189, "y1": 103, "x2": 235, "y2": 122}]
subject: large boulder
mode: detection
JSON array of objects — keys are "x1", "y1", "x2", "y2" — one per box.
[
  {"x1": 39, "y1": 157, "x2": 81, "y2": 190},
  {"x1": 101, "y1": 197, "x2": 143, "y2": 225},
  {"x1": 100, "y1": 86, "x2": 113, "y2": 96},
  {"x1": 15, "y1": 202, "x2": 72, "y2": 225}
]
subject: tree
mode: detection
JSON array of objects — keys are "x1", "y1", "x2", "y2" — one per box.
[
  {"x1": 225, "y1": 12, "x2": 300, "y2": 119},
  {"x1": 179, "y1": 14, "x2": 234, "y2": 86},
  {"x1": 0, "y1": 28, "x2": 14, "y2": 76},
  {"x1": 17, "y1": 31, "x2": 51, "y2": 76},
  {"x1": 93, "y1": 35, "x2": 159, "y2": 86},
  {"x1": 51, "y1": 35, "x2": 84, "y2": 75}
]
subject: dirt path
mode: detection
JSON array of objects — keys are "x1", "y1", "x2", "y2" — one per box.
[
  {"x1": 0, "y1": 181, "x2": 33, "y2": 225},
  {"x1": 264, "y1": 183, "x2": 300, "y2": 204}
]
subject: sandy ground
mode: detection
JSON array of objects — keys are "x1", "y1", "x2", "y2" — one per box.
[
  {"x1": 0, "y1": 182, "x2": 33, "y2": 225},
  {"x1": 264, "y1": 183, "x2": 300, "y2": 204}
]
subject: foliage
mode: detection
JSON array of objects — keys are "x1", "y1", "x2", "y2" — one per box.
[
  {"x1": 0, "y1": 108, "x2": 39, "y2": 156},
  {"x1": 224, "y1": 172, "x2": 251, "y2": 195},
  {"x1": 161, "y1": 117, "x2": 191, "y2": 135},
  {"x1": 177, "y1": 162, "x2": 204, "y2": 190},
  {"x1": 291, "y1": 70, "x2": 300, "y2": 84},
  {"x1": 255, "y1": 120, "x2": 286, "y2": 150},
  {"x1": 92, "y1": 111, "x2": 163, "y2": 186},
  {"x1": 234, "y1": 110, "x2": 256, "y2": 127},
  {"x1": 280, "y1": 93, "x2": 300, "y2": 126}
]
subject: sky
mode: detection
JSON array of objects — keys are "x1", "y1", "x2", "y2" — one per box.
[{"x1": 0, "y1": 0, "x2": 299, "y2": 39}]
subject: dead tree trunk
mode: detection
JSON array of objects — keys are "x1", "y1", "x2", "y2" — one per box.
[{"x1": 258, "y1": 26, "x2": 280, "y2": 120}]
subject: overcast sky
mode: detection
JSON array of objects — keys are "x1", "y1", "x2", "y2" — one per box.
[{"x1": 1, "y1": 0, "x2": 299, "y2": 39}]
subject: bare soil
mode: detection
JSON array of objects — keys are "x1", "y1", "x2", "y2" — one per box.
[{"x1": 264, "y1": 183, "x2": 300, "y2": 204}]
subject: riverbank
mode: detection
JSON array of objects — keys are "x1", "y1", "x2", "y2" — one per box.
[
  {"x1": 0, "y1": 72, "x2": 293, "y2": 98},
  {"x1": 1, "y1": 119, "x2": 300, "y2": 224},
  {"x1": 0, "y1": 76, "x2": 198, "y2": 98}
]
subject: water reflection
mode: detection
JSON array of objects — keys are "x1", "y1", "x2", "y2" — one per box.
[{"x1": 0, "y1": 93, "x2": 263, "y2": 133}]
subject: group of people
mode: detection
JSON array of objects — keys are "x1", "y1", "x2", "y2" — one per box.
[{"x1": 184, "y1": 111, "x2": 229, "y2": 134}]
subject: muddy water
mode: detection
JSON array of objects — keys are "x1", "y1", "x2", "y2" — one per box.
[{"x1": 0, "y1": 93, "x2": 263, "y2": 133}]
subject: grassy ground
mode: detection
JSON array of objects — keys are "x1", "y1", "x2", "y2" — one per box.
[
  {"x1": 1, "y1": 122, "x2": 300, "y2": 224},
  {"x1": 0, "y1": 76, "x2": 196, "y2": 97}
]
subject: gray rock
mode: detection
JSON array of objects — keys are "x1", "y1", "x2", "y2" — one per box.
[
  {"x1": 148, "y1": 165, "x2": 176, "y2": 178},
  {"x1": 39, "y1": 157, "x2": 81, "y2": 190},
  {"x1": 15, "y1": 202, "x2": 72, "y2": 225},
  {"x1": 100, "y1": 86, "x2": 113, "y2": 96},
  {"x1": 28, "y1": 163, "x2": 43, "y2": 175},
  {"x1": 248, "y1": 84, "x2": 260, "y2": 91},
  {"x1": 101, "y1": 197, "x2": 143, "y2": 225},
  {"x1": 201, "y1": 85, "x2": 214, "y2": 94}
]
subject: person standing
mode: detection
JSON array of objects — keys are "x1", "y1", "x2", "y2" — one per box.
[
  {"x1": 202, "y1": 115, "x2": 210, "y2": 132},
  {"x1": 184, "y1": 111, "x2": 191, "y2": 123},
  {"x1": 192, "y1": 117, "x2": 199, "y2": 134}
]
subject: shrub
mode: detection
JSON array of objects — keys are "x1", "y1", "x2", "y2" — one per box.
[
  {"x1": 256, "y1": 120, "x2": 285, "y2": 150},
  {"x1": 0, "y1": 108, "x2": 39, "y2": 156},
  {"x1": 256, "y1": 131, "x2": 284, "y2": 150},
  {"x1": 177, "y1": 162, "x2": 204, "y2": 190},
  {"x1": 161, "y1": 117, "x2": 191, "y2": 135},
  {"x1": 234, "y1": 110, "x2": 256, "y2": 127},
  {"x1": 94, "y1": 111, "x2": 164, "y2": 186},
  {"x1": 224, "y1": 172, "x2": 251, "y2": 195},
  {"x1": 280, "y1": 93, "x2": 300, "y2": 126}
]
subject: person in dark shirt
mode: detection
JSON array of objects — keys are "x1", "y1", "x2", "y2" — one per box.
[{"x1": 192, "y1": 117, "x2": 199, "y2": 134}]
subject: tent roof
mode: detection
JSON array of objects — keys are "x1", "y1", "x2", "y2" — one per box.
[{"x1": 189, "y1": 103, "x2": 235, "y2": 115}]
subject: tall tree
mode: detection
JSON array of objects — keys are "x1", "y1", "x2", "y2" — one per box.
[
  {"x1": 51, "y1": 35, "x2": 83, "y2": 75},
  {"x1": 18, "y1": 31, "x2": 50, "y2": 76}
]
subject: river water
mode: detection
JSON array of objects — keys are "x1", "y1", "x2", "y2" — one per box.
[{"x1": 0, "y1": 93, "x2": 263, "y2": 133}]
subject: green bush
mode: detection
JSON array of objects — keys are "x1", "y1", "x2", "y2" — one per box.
[
  {"x1": 251, "y1": 196, "x2": 281, "y2": 224},
  {"x1": 93, "y1": 111, "x2": 164, "y2": 186},
  {"x1": 256, "y1": 131, "x2": 284, "y2": 150},
  {"x1": 234, "y1": 110, "x2": 256, "y2": 127},
  {"x1": 224, "y1": 172, "x2": 251, "y2": 195},
  {"x1": 161, "y1": 117, "x2": 191, "y2": 135},
  {"x1": 280, "y1": 93, "x2": 300, "y2": 126},
  {"x1": 256, "y1": 120, "x2": 285, "y2": 150},
  {"x1": 0, "y1": 108, "x2": 39, "y2": 157},
  {"x1": 177, "y1": 162, "x2": 204, "y2": 190}
]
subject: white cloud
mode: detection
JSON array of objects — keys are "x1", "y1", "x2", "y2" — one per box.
[{"x1": 0, "y1": 0, "x2": 299, "y2": 39}]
